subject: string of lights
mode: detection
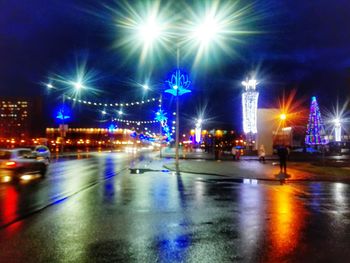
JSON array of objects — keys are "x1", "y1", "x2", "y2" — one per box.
[
  {"x1": 115, "y1": 118, "x2": 158, "y2": 124},
  {"x1": 66, "y1": 96, "x2": 161, "y2": 107}
]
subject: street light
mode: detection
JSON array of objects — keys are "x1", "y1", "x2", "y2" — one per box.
[
  {"x1": 45, "y1": 76, "x2": 87, "y2": 153},
  {"x1": 73, "y1": 81, "x2": 83, "y2": 90},
  {"x1": 119, "y1": 2, "x2": 245, "y2": 170}
]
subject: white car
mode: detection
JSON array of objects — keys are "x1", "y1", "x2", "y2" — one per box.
[{"x1": 32, "y1": 145, "x2": 51, "y2": 163}]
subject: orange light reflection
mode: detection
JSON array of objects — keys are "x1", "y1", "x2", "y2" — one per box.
[{"x1": 263, "y1": 186, "x2": 307, "y2": 261}]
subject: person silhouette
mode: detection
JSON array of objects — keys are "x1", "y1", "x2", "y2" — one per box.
[
  {"x1": 258, "y1": 144, "x2": 266, "y2": 162},
  {"x1": 277, "y1": 145, "x2": 288, "y2": 173}
]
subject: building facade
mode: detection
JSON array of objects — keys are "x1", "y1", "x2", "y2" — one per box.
[{"x1": 0, "y1": 100, "x2": 29, "y2": 139}]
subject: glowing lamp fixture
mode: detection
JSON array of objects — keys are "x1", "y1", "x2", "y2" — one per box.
[
  {"x1": 280, "y1": 113, "x2": 287, "y2": 120},
  {"x1": 46, "y1": 83, "x2": 53, "y2": 89},
  {"x1": 73, "y1": 81, "x2": 83, "y2": 90},
  {"x1": 138, "y1": 18, "x2": 161, "y2": 44},
  {"x1": 194, "y1": 16, "x2": 219, "y2": 45},
  {"x1": 118, "y1": 110, "x2": 123, "y2": 115}
]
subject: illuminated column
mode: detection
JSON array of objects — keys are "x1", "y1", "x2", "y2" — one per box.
[
  {"x1": 195, "y1": 119, "x2": 203, "y2": 144},
  {"x1": 242, "y1": 78, "x2": 259, "y2": 149},
  {"x1": 334, "y1": 118, "x2": 341, "y2": 142}
]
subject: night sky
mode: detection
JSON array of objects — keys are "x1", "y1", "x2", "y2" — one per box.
[{"x1": 1, "y1": 0, "x2": 350, "y2": 133}]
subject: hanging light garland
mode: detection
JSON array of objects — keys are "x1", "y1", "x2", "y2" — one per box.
[
  {"x1": 115, "y1": 118, "x2": 158, "y2": 124},
  {"x1": 66, "y1": 96, "x2": 161, "y2": 107}
]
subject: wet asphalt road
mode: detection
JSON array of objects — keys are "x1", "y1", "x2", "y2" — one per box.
[{"x1": 0, "y1": 152, "x2": 349, "y2": 263}]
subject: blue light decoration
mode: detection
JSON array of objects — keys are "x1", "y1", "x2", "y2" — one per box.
[
  {"x1": 55, "y1": 106, "x2": 71, "y2": 123},
  {"x1": 138, "y1": 133, "x2": 155, "y2": 142},
  {"x1": 108, "y1": 124, "x2": 117, "y2": 133},
  {"x1": 165, "y1": 69, "x2": 191, "y2": 96},
  {"x1": 155, "y1": 109, "x2": 168, "y2": 122},
  {"x1": 130, "y1": 131, "x2": 137, "y2": 138},
  {"x1": 155, "y1": 109, "x2": 172, "y2": 141}
]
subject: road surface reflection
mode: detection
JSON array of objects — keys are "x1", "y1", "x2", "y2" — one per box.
[{"x1": 0, "y1": 155, "x2": 349, "y2": 262}]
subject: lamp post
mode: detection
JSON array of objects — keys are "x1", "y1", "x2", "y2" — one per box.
[
  {"x1": 165, "y1": 69, "x2": 191, "y2": 171},
  {"x1": 46, "y1": 78, "x2": 85, "y2": 153},
  {"x1": 56, "y1": 95, "x2": 70, "y2": 154},
  {"x1": 120, "y1": 2, "x2": 243, "y2": 169}
]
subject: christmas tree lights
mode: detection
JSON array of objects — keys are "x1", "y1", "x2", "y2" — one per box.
[{"x1": 305, "y1": 96, "x2": 328, "y2": 145}]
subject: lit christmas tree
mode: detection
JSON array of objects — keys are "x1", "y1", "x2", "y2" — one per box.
[{"x1": 305, "y1": 96, "x2": 328, "y2": 145}]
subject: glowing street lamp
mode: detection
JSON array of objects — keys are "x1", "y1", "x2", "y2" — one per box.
[
  {"x1": 280, "y1": 113, "x2": 287, "y2": 121},
  {"x1": 117, "y1": 2, "x2": 247, "y2": 168},
  {"x1": 73, "y1": 81, "x2": 83, "y2": 90}
]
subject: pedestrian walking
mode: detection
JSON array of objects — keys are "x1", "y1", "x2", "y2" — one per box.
[
  {"x1": 277, "y1": 145, "x2": 288, "y2": 173},
  {"x1": 258, "y1": 144, "x2": 266, "y2": 162},
  {"x1": 231, "y1": 146, "x2": 236, "y2": 160}
]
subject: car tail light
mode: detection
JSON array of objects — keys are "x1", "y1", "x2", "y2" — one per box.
[{"x1": 5, "y1": 161, "x2": 16, "y2": 168}]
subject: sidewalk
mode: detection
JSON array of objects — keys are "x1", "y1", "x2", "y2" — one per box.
[
  {"x1": 135, "y1": 155, "x2": 350, "y2": 183},
  {"x1": 160, "y1": 148, "x2": 279, "y2": 161}
]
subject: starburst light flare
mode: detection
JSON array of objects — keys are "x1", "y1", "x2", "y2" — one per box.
[
  {"x1": 323, "y1": 99, "x2": 350, "y2": 142},
  {"x1": 181, "y1": 1, "x2": 259, "y2": 66},
  {"x1": 49, "y1": 57, "x2": 100, "y2": 98},
  {"x1": 114, "y1": 0, "x2": 175, "y2": 64},
  {"x1": 275, "y1": 89, "x2": 308, "y2": 132}
]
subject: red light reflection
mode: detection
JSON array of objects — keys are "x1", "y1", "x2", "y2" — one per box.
[{"x1": 0, "y1": 186, "x2": 22, "y2": 236}]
